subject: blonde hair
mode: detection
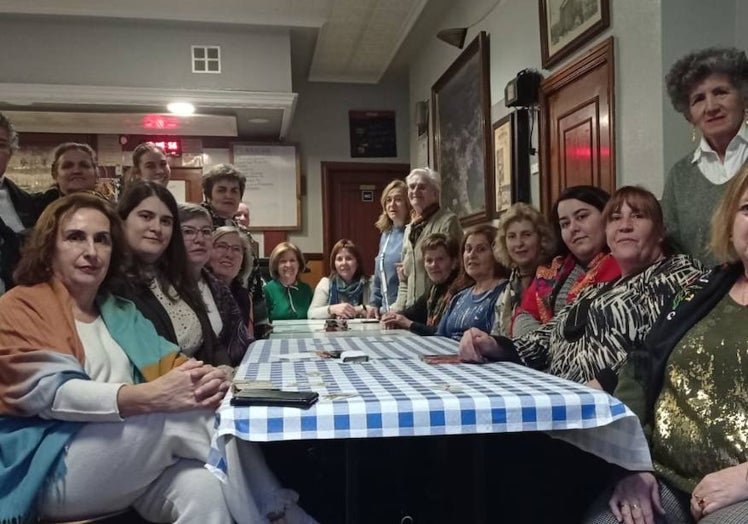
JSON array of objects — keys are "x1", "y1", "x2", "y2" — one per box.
[
  {"x1": 269, "y1": 241, "x2": 306, "y2": 281},
  {"x1": 494, "y1": 203, "x2": 556, "y2": 268},
  {"x1": 374, "y1": 179, "x2": 411, "y2": 232},
  {"x1": 711, "y1": 163, "x2": 748, "y2": 263}
]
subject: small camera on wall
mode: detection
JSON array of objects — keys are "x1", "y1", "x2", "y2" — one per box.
[{"x1": 505, "y1": 69, "x2": 543, "y2": 108}]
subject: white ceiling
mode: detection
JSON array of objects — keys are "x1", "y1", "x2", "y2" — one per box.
[{"x1": 0, "y1": 0, "x2": 437, "y2": 139}]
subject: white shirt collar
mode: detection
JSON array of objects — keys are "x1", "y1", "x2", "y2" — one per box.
[{"x1": 691, "y1": 123, "x2": 748, "y2": 163}]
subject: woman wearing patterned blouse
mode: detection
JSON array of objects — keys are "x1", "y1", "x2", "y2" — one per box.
[
  {"x1": 585, "y1": 165, "x2": 748, "y2": 524},
  {"x1": 512, "y1": 186, "x2": 621, "y2": 337},
  {"x1": 460, "y1": 187, "x2": 702, "y2": 392},
  {"x1": 116, "y1": 182, "x2": 232, "y2": 368},
  {"x1": 437, "y1": 225, "x2": 508, "y2": 340},
  {"x1": 178, "y1": 203, "x2": 252, "y2": 366}
]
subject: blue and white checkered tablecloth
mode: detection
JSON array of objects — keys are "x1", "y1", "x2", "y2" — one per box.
[
  {"x1": 244, "y1": 335, "x2": 457, "y2": 362},
  {"x1": 208, "y1": 337, "x2": 652, "y2": 474}
]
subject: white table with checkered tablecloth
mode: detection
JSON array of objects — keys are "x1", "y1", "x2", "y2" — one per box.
[
  {"x1": 208, "y1": 336, "x2": 652, "y2": 477},
  {"x1": 242, "y1": 333, "x2": 457, "y2": 362}
]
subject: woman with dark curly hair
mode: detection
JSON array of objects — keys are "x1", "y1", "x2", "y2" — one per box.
[{"x1": 662, "y1": 47, "x2": 748, "y2": 266}]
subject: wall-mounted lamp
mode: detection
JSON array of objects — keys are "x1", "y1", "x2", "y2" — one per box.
[
  {"x1": 436, "y1": 28, "x2": 468, "y2": 49},
  {"x1": 436, "y1": 0, "x2": 501, "y2": 49},
  {"x1": 415, "y1": 100, "x2": 429, "y2": 136}
]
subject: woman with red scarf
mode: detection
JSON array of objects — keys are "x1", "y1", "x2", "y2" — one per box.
[{"x1": 511, "y1": 185, "x2": 621, "y2": 337}]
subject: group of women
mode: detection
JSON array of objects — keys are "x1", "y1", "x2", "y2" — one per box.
[
  {"x1": 0, "y1": 186, "x2": 318, "y2": 523},
  {"x1": 1, "y1": 45, "x2": 747, "y2": 523}
]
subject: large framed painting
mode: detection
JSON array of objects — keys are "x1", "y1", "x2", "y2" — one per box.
[
  {"x1": 492, "y1": 113, "x2": 514, "y2": 216},
  {"x1": 539, "y1": 0, "x2": 610, "y2": 69},
  {"x1": 431, "y1": 31, "x2": 493, "y2": 226}
]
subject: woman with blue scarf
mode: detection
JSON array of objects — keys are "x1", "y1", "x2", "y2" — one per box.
[{"x1": 308, "y1": 239, "x2": 370, "y2": 318}]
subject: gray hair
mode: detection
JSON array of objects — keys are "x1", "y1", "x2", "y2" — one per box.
[
  {"x1": 0, "y1": 113, "x2": 19, "y2": 151},
  {"x1": 177, "y1": 202, "x2": 211, "y2": 224},
  {"x1": 211, "y1": 225, "x2": 252, "y2": 283},
  {"x1": 405, "y1": 167, "x2": 441, "y2": 198},
  {"x1": 665, "y1": 47, "x2": 748, "y2": 117}
]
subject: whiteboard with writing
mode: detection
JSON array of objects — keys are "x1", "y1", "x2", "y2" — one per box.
[{"x1": 231, "y1": 144, "x2": 301, "y2": 230}]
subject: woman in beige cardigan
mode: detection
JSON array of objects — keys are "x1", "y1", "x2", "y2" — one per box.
[{"x1": 392, "y1": 168, "x2": 462, "y2": 311}]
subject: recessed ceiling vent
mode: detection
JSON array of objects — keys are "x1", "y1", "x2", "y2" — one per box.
[{"x1": 191, "y1": 45, "x2": 221, "y2": 74}]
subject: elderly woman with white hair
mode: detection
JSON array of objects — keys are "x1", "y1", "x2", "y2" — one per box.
[{"x1": 391, "y1": 168, "x2": 463, "y2": 312}]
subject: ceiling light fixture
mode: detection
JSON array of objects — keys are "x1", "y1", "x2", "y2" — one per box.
[
  {"x1": 167, "y1": 102, "x2": 195, "y2": 115},
  {"x1": 436, "y1": 0, "x2": 501, "y2": 49}
]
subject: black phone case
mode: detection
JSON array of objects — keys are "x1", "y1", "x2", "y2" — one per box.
[{"x1": 229, "y1": 389, "x2": 319, "y2": 409}]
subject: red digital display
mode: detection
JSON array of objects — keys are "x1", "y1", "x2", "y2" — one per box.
[{"x1": 152, "y1": 139, "x2": 182, "y2": 156}]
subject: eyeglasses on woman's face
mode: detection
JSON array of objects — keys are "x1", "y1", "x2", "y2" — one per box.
[
  {"x1": 181, "y1": 225, "x2": 213, "y2": 241},
  {"x1": 213, "y1": 241, "x2": 244, "y2": 256}
]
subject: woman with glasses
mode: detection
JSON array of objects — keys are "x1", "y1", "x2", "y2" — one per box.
[
  {"x1": 263, "y1": 242, "x2": 312, "y2": 321},
  {"x1": 460, "y1": 186, "x2": 702, "y2": 391},
  {"x1": 178, "y1": 203, "x2": 252, "y2": 366},
  {"x1": 208, "y1": 226, "x2": 253, "y2": 325},
  {"x1": 116, "y1": 182, "x2": 235, "y2": 367}
]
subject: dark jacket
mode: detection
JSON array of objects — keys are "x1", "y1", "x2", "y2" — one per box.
[
  {"x1": 614, "y1": 264, "x2": 738, "y2": 439},
  {"x1": 0, "y1": 178, "x2": 52, "y2": 289},
  {"x1": 401, "y1": 271, "x2": 459, "y2": 336},
  {"x1": 118, "y1": 279, "x2": 233, "y2": 367}
]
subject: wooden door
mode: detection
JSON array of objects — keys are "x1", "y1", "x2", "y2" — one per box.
[
  {"x1": 168, "y1": 167, "x2": 203, "y2": 203},
  {"x1": 322, "y1": 162, "x2": 410, "y2": 276},
  {"x1": 539, "y1": 37, "x2": 616, "y2": 213}
]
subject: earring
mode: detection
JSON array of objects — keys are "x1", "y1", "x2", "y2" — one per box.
[{"x1": 691, "y1": 126, "x2": 698, "y2": 143}]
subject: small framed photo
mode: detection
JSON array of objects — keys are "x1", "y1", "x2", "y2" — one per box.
[
  {"x1": 539, "y1": 0, "x2": 610, "y2": 68},
  {"x1": 492, "y1": 114, "x2": 514, "y2": 216}
]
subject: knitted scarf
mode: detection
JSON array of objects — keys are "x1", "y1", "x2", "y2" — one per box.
[
  {"x1": 528, "y1": 252, "x2": 621, "y2": 323},
  {"x1": 426, "y1": 270, "x2": 465, "y2": 327},
  {"x1": 329, "y1": 275, "x2": 366, "y2": 306},
  {"x1": 407, "y1": 203, "x2": 440, "y2": 247}
]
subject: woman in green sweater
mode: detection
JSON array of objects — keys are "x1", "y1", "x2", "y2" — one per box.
[{"x1": 263, "y1": 242, "x2": 313, "y2": 321}]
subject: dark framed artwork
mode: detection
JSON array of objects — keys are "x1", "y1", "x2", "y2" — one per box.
[
  {"x1": 431, "y1": 31, "x2": 493, "y2": 226},
  {"x1": 539, "y1": 0, "x2": 610, "y2": 69},
  {"x1": 492, "y1": 114, "x2": 514, "y2": 216},
  {"x1": 349, "y1": 110, "x2": 397, "y2": 158}
]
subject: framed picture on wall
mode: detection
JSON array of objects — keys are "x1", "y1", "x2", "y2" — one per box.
[
  {"x1": 492, "y1": 114, "x2": 514, "y2": 216},
  {"x1": 431, "y1": 31, "x2": 493, "y2": 226},
  {"x1": 539, "y1": 0, "x2": 610, "y2": 68}
]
